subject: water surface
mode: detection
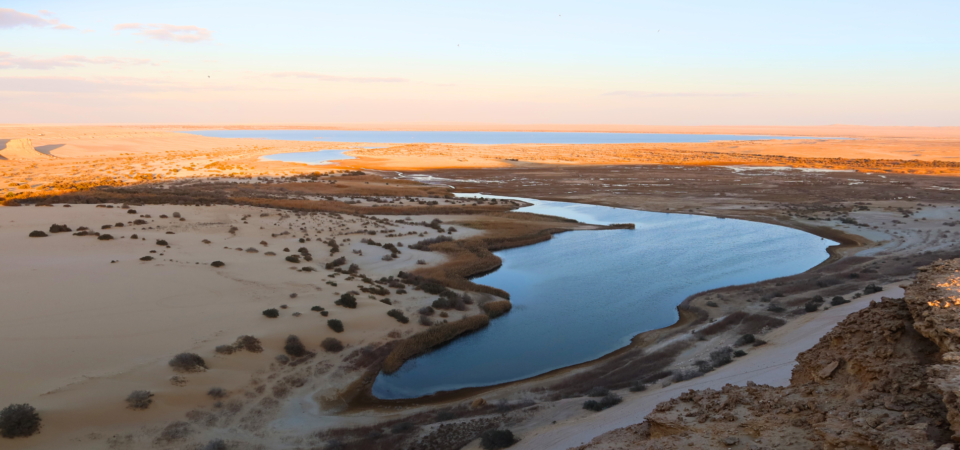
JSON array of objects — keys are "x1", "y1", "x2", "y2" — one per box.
[
  {"x1": 260, "y1": 149, "x2": 354, "y2": 165},
  {"x1": 185, "y1": 129, "x2": 830, "y2": 145},
  {"x1": 372, "y1": 196, "x2": 834, "y2": 399}
]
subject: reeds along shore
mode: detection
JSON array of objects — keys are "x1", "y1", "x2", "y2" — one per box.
[{"x1": 381, "y1": 315, "x2": 491, "y2": 374}]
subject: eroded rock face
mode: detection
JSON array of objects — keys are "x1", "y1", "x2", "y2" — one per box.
[
  {"x1": 577, "y1": 285, "x2": 955, "y2": 449},
  {"x1": 905, "y1": 259, "x2": 960, "y2": 441},
  {"x1": 0, "y1": 138, "x2": 51, "y2": 160}
]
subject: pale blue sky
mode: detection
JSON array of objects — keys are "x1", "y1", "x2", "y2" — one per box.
[{"x1": 2, "y1": 0, "x2": 958, "y2": 124}]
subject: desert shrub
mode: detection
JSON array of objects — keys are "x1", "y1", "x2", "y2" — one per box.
[
  {"x1": 207, "y1": 388, "x2": 227, "y2": 399},
  {"x1": 133, "y1": 219, "x2": 147, "y2": 225},
  {"x1": 211, "y1": 261, "x2": 225, "y2": 267},
  {"x1": 28, "y1": 230, "x2": 48, "y2": 237},
  {"x1": 709, "y1": 347, "x2": 734, "y2": 367},
  {"x1": 328, "y1": 319, "x2": 344, "y2": 333},
  {"x1": 215, "y1": 345, "x2": 235, "y2": 355},
  {"x1": 0, "y1": 404, "x2": 41, "y2": 438},
  {"x1": 262, "y1": 308, "x2": 279, "y2": 318},
  {"x1": 672, "y1": 369, "x2": 704, "y2": 382},
  {"x1": 409, "y1": 235, "x2": 454, "y2": 251},
  {"x1": 140, "y1": 256, "x2": 154, "y2": 261},
  {"x1": 586, "y1": 386, "x2": 609, "y2": 397},
  {"x1": 203, "y1": 438, "x2": 227, "y2": 450},
  {"x1": 734, "y1": 349, "x2": 747, "y2": 357},
  {"x1": 49, "y1": 224, "x2": 71, "y2": 233},
  {"x1": 629, "y1": 381, "x2": 646, "y2": 392},
  {"x1": 419, "y1": 306, "x2": 435, "y2": 316},
  {"x1": 125, "y1": 390, "x2": 154, "y2": 410},
  {"x1": 439, "y1": 311, "x2": 449, "y2": 318},
  {"x1": 321, "y1": 337, "x2": 344, "y2": 353},
  {"x1": 284, "y1": 335, "x2": 307, "y2": 357},
  {"x1": 480, "y1": 429, "x2": 517, "y2": 449},
  {"x1": 387, "y1": 309, "x2": 410, "y2": 324},
  {"x1": 379, "y1": 298, "x2": 392, "y2": 305},
  {"x1": 804, "y1": 301, "x2": 819, "y2": 312},
  {"x1": 169, "y1": 353, "x2": 207, "y2": 373},
  {"x1": 156, "y1": 421, "x2": 191, "y2": 443},
  {"x1": 734, "y1": 334, "x2": 756, "y2": 346},
  {"x1": 432, "y1": 298, "x2": 452, "y2": 309},
  {"x1": 131, "y1": 234, "x2": 139, "y2": 239},
  {"x1": 419, "y1": 315, "x2": 434, "y2": 326},
  {"x1": 864, "y1": 284, "x2": 883, "y2": 294},
  {"x1": 767, "y1": 304, "x2": 786, "y2": 313},
  {"x1": 391, "y1": 422, "x2": 415, "y2": 434},
  {"x1": 311, "y1": 306, "x2": 322, "y2": 311},
  {"x1": 325, "y1": 256, "x2": 347, "y2": 269},
  {"x1": 275, "y1": 354, "x2": 290, "y2": 364},
  {"x1": 97, "y1": 234, "x2": 114, "y2": 240},
  {"x1": 234, "y1": 335, "x2": 263, "y2": 352},
  {"x1": 321, "y1": 311, "x2": 329, "y2": 316},
  {"x1": 335, "y1": 293, "x2": 357, "y2": 308},
  {"x1": 583, "y1": 394, "x2": 622, "y2": 412},
  {"x1": 482, "y1": 300, "x2": 512, "y2": 318},
  {"x1": 156, "y1": 239, "x2": 168, "y2": 246},
  {"x1": 705, "y1": 301, "x2": 718, "y2": 307},
  {"x1": 831, "y1": 296, "x2": 850, "y2": 306},
  {"x1": 694, "y1": 360, "x2": 714, "y2": 373},
  {"x1": 753, "y1": 339, "x2": 768, "y2": 347},
  {"x1": 285, "y1": 255, "x2": 300, "y2": 263}
]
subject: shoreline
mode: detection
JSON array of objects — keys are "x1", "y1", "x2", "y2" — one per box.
[{"x1": 344, "y1": 193, "x2": 858, "y2": 408}]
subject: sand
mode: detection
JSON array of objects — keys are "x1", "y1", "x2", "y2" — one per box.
[{"x1": 0, "y1": 202, "x2": 488, "y2": 449}]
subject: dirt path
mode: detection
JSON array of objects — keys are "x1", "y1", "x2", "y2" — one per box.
[{"x1": 506, "y1": 284, "x2": 904, "y2": 450}]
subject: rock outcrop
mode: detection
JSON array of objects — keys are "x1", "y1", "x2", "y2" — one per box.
[
  {"x1": 0, "y1": 139, "x2": 52, "y2": 160},
  {"x1": 576, "y1": 259, "x2": 960, "y2": 450}
]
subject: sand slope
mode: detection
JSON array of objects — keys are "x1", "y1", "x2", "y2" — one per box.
[{"x1": 0, "y1": 138, "x2": 52, "y2": 160}]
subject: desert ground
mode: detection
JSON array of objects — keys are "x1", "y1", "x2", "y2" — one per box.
[{"x1": 1, "y1": 124, "x2": 959, "y2": 449}]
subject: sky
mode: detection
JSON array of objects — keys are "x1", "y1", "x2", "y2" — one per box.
[{"x1": 1, "y1": 0, "x2": 958, "y2": 125}]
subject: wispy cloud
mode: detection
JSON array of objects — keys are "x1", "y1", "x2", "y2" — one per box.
[
  {"x1": 0, "y1": 52, "x2": 154, "y2": 70},
  {"x1": 114, "y1": 23, "x2": 212, "y2": 43},
  {"x1": 602, "y1": 90, "x2": 753, "y2": 98},
  {"x1": 272, "y1": 71, "x2": 407, "y2": 83},
  {"x1": 0, "y1": 76, "x2": 281, "y2": 94},
  {"x1": 0, "y1": 8, "x2": 75, "y2": 30}
]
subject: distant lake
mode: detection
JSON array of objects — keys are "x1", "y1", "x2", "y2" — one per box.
[
  {"x1": 260, "y1": 150, "x2": 354, "y2": 165},
  {"x1": 371, "y1": 195, "x2": 834, "y2": 399},
  {"x1": 184, "y1": 129, "x2": 830, "y2": 145}
]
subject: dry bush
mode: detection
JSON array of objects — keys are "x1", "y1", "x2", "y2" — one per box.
[
  {"x1": 335, "y1": 293, "x2": 357, "y2": 308},
  {"x1": 125, "y1": 390, "x2": 154, "y2": 410},
  {"x1": 328, "y1": 319, "x2": 344, "y2": 333},
  {"x1": 211, "y1": 261, "x2": 225, "y2": 267},
  {"x1": 262, "y1": 308, "x2": 279, "y2": 318},
  {"x1": 97, "y1": 234, "x2": 114, "y2": 240},
  {"x1": 234, "y1": 335, "x2": 263, "y2": 352},
  {"x1": 168, "y1": 353, "x2": 207, "y2": 373},
  {"x1": 387, "y1": 309, "x2": 410, "y2": 324},
  {"x1": 28, "y1": 230, "x2": 48, "y2": 238},
  {"x1": 284, "y1": 335, "x2": 307, "y2": 357},
  {"x1": 321, "y1": 337, "x2": 344, "y2": 353},
  {"x1": 382, "y1": 315, "x2": 490, "y2": 374},
  {"x1": 0, "y1": 403, "x2": 41, "y2": 438},
  {"x1": 155, "y1": 421, "x2": 191, "y2": 444},
  {"x1": 48, "y1": 224, "x2": 71, "y2": 233},
  {"x1": 215, "y1": 345, "x2": 235, "y2": 355},
  {"x1": 482, "y1": 301, "x2": 512, "y2": 318}
]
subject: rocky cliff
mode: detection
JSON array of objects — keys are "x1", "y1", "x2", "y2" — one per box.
[{"x1": 575, "y1": 259, "x2": 960, "y2": 450}]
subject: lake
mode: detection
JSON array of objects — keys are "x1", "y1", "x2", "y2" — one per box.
[
  {"x1": 371, "y1": 195, "x2": 834, "y2": 399},
  {"x1": 184, "y1": 129, "x2": 829, "y2": 145}
]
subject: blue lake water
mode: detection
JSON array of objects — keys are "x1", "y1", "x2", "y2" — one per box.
[
  {"x1": 184, "y1": 129, "x2": 829, "y2": 145},
  {"x1": 260, "y1": 150, "x2": 354, "y2": 165},
  {"x1": 371, "y1": 195, "x2": 835, "y2": 399}
]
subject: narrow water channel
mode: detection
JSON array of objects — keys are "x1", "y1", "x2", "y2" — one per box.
[{"x1": 371, "y1": 195, "x2": 835, "y2": 399}]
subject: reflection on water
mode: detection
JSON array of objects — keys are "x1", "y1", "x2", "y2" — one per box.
[
  {"x1": 260, "y1": 150, "x2": 354, "y2": 165},
  {"x1": 372, "y1": 195, "x2": 834, "y2": 399}
]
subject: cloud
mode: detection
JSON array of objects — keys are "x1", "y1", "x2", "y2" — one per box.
[
  {"x1": 272, "y1": 71, "x2": 407, "y2": 83},
  {"x1": 0, "y1": 8, "x2": 74, "y2": 30},
  {"x1": 602, "y1": 90, "x2": 753, "y2": 98},
  {"x1": 0, "y1": 52, "x2": 154, "y2": 70},
  {"x1": 0, "y1": 75, "x2": 278, "y2": 94},
  {"x1": 115, "y1": 23, "x2": 212, "y2": 43}
]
